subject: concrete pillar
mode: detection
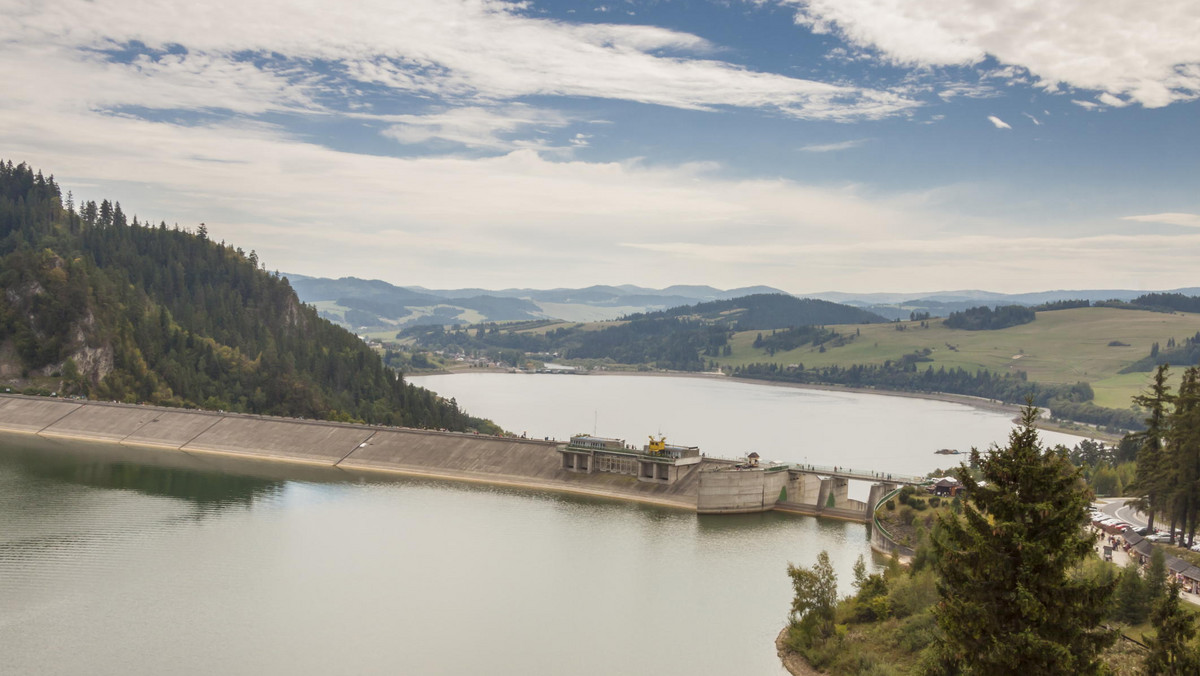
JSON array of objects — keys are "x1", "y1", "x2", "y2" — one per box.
[
  {"x1": 828, "y1": 477, "x2": 849, "y2": 509},
  {"x1": 816, "y1": 476, "x2": 850, "y2": 510},
  {"x1": 787, "y1": 471, "x2": 823, "y2": 506},
  {"x1": 866, "y1": 482, "x2": 900, "y2": 515}
]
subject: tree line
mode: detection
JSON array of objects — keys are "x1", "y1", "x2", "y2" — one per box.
[
  {"x1": 943, "y1": 304, "x2": 1036, "y2": 330},
  {"x1": 731, "y1": 359, "x2": 1144, "y2": 431}
]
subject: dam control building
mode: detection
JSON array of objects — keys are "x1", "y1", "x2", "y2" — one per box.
[{"x1": 559, "y1": 434, "x2": 701, "y2": 483}]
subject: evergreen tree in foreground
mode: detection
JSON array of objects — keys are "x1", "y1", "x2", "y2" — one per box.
[
  {"x1": 1144, "y1": 580, "x2": 1200, "y2": 675},
  {"x1": 926, "y1": 406, "x2": 1115, "y2": 675}
]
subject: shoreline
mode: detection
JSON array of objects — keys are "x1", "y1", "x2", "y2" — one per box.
[
  {"x1": 776, "y1": 627, "x2": 823, "y2": 676},
  {"x1": 433, "y1": 367, "x2": 1119, "y2": 442}
]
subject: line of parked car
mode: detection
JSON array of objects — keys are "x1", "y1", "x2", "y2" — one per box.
[{"x1": 1091, "y1": 507, "x2": 1200, "y2": 552}]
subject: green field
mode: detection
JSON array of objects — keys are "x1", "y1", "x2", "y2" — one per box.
[{"x1": 714, "y1": 307, "x2": 1200, "y2": 409}]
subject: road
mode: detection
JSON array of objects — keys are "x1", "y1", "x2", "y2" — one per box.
[{"x1": 1096, "y1": 497, "x2": 1150, "y2": 529}]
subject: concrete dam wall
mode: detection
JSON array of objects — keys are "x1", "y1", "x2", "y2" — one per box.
[
  {"x1": 0, "y1": 394, "x2": 907, "y2": 520},
  {"x1": 0, "y1": 394, "x2": 704, "y2": 509}
]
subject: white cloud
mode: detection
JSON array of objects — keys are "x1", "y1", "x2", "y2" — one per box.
[
  {"x1": 987, "y1": 115, "x2": 1011, "y2": 129},
  {"x1": 1097, "y1": 92, "x2": 1130, "y2": 108},
  {"x1": 1124, "y1": 213, "x2": 1200, "y2": 228},
  {"x1": 798, "y1": 139, "x2": 867, "y2": 152},
  {"x1": 935, "y1": 82, "x2": 997, "y2": 101},
  {"x1": 380, "y1": 105, "x2": 573, "y2": 151},
  {"x1": 1072, "y1": 99, "x2": 1101, "y2": 110},
  {"x1": 785, "y1": 0, "x2": 1200, "y2": 108},
  {"x1": 1, "y1": 0, "x2": 920, "y2": 121},
  {"x1": 1023, "y1": 113, "x2": 1041, "y2": 126}
]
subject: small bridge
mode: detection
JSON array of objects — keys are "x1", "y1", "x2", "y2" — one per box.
[{"x1": 696, "y1": 462, "x2": 930, "y2": 521}]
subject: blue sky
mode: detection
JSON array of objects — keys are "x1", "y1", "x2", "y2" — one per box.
[{"x1": 3, "y1": 0, "x2": 1198, "y2": 293}]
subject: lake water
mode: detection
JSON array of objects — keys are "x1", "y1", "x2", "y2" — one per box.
[
  {"x1": 412, "y1": 373, "x2": 1089, "y2": 496},
  {"x1": 0, "y1": 376, "x2": 1088, "y2": 675}
]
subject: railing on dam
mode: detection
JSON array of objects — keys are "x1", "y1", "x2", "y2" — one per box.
[{"x1": 698, "y1": 456, "x2": 928, "y2": 485}]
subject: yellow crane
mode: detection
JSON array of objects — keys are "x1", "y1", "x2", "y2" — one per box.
[{"x1": 647, "y1": 435, "x2": 667, "y2": 455}]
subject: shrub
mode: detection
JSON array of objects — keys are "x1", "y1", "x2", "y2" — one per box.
[
  {"x1": 885, "y1": 500, "x2": 896, "y2": 511},
  {"x1": 898, "y1": 505, "x2": 916, "y2": 526},
  {"x1": 889, "y1": 568, "x2": 940, "y2": 619},
  {"x1": 928, "y1": 496, "x2": 941, "y2": 508},
  {"x1": 895, "y1": 609, "x2": 938, "y2": 652}
]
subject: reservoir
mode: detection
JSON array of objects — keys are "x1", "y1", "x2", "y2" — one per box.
[
  {"x1": 1, "y1": 375, "x2": 1088, "y2": 675},
  {"x1": 410, "y1": 373, "x2": 1089, "y2": 480}
]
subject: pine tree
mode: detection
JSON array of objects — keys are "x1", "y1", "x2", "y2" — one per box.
[
  {"x1": 1165, "y1": 367, "x2": 1200, "y2": 547},
  {"x1": 926, "y1": 406, "x2": 1115, "y2": 675},
  {"x1": 1131, "y1": 364, "x2": 1174, "y2": 531},
  {"x1": 1112, "y1": 562, "x2": 1148, "y2": 624},
  {"x1": 1146, "y1": 548, "x2": 1168, "y2": 608},
  {"x1": 1143, "y1": 581, "x2": 1200, "y2": 675}
]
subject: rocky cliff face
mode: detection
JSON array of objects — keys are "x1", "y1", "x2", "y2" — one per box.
[{"x1": 0, "y1": 256, "x2": 114, "y2": 390}]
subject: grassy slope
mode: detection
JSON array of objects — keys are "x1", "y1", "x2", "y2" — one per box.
[{"x1": 716, "y1": 307, "x2": 1200, "y2": 408}]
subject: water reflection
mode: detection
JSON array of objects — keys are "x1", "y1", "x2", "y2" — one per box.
[
  {"x1": 0, "y1": 432, "x2": 868, "y2": 675},
  {"x1": 0, "y1": 432, "x2": 284, "y2": 508}
]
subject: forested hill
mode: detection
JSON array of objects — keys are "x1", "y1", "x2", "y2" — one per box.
[
  {"x1": 645, "y1": 293, "x2": 887, "y2": 328},
  {"x1": 0, "y1": 160, "x2": 490, "y2": 431},
  {"x1": 402, "y1": 293, "x2": 884, "y2": 371}
]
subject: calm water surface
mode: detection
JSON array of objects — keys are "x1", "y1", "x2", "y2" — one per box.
[
  {"x1": 412, "y1": 373, "x2": 1089, "y2": 485},
  {"x1": 1, "y1": 376, "x2": 1088, "y2": 675}
]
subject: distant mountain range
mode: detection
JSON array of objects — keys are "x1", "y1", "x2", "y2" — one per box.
[
  {"x1": 287, "y1": 275, "x2": 795, "y2": 329},
  {"x1": 286, "y1": 274, "x2": 1200, "y2": 331}
]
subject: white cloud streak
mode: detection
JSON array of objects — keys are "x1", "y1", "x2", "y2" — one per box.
[
  {"x1": 380, "y1": 105, "x2": 574, "y2": 151},
  {"x1": 987, "y1": 115, "x2": 1011, "y2": 129},
  {"x1": 2, "y1": 0, "x2": 919, "y2": 121},
  {"x1": 1124, "y1": 213, "x2": 1200, "y2": 228},
  {"x1": 785, "y1": 0, "x2": 1200, "y2": 108},
  {"x1": 798, "y1": 139, "x2": 867, "y2": 152}
]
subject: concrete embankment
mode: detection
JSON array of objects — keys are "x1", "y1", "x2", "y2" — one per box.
[{"x1": 0, "y1": 394, "x2": 702, "y2": 509}]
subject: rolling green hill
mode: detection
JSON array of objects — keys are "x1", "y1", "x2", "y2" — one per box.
[
  {"x1": 401, "y1": 293, "x2": 885, "y2": 371},
  {"x1": 716, "y1": 306, "x2": 1200, "y2": 417}
]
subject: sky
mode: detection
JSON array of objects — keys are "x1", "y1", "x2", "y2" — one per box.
[{"x1": 3, "y1": 0, "x2": 1199, "y2": 294}]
